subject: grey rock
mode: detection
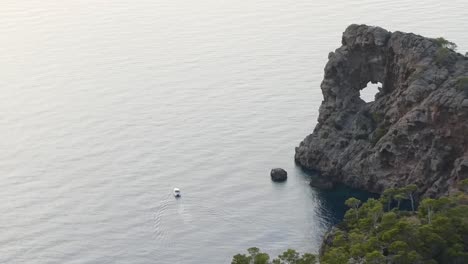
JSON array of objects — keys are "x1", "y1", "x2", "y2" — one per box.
[
  {"x1": 270, "y1": 168, "x2": 287, "y2": 182},
  {"x1": 295, "y1": 24, "x2": 468, "y2": 196},
  {"x1": 462, "y1": 99, "x2": 468, "y2": 108},
  {"x1": 309, "y1": 178, "x2": 335, "y2": 190}
]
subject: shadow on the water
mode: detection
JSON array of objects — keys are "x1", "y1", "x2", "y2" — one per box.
[
  {"x1": 294, "y1": 165, "x2": 379, "y2": 225},
  {"x1": 315, "y1": 184, "x2": 380, "y2": 225}
]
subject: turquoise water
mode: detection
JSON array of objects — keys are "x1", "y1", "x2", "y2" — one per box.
[{"x1": 1, "y1": 1, "x2": 467, "y2": 263}]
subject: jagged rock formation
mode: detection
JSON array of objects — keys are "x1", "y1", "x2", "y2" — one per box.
[{"x1": 295, "y1": 24, "x2": 468, "y2": 196}]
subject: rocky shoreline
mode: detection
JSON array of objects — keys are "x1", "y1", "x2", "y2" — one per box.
[{"x1": 295, "y1": 24, "x2": 468, "y2": 197}]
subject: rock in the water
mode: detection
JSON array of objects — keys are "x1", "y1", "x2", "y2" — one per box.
[
  {"x1": 271, "y1": 168, "x2": 287, "y2": 182},
  {"x1": 295, "y1": 24, "x2": 468, "y2": 197},
  {"x1": 309, "y1": 178, "x2": 335, "y2": 190}
]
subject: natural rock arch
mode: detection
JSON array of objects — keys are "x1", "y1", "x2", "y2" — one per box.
[
  {"x1": 296, "y1": 24, "x2": 468, "y2": 196},
  {"x1": 360, "y1": 81, "x2": 382, "y2": 103}
]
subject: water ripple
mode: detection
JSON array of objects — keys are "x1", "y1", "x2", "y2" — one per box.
[{"x1": 0, "y1": 0, "x2": 467, "y2": 263}]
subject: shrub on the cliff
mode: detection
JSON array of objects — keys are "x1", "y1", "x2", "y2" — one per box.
[
  {"x1": 435, "y1": 47, "x2": 451, "y2": 65},
  {"x1": 371, "y1": 127, "x2": 387, "y2": 145},
  {"x1": 459, "y1": 179, "x2": 468, "y2": 193},
  {"x1": 433, "y1": 38, "x2": 457, "y2": 65},
  {"x1": 434, "y1": 37, "x2": 457, "y2": 51},
  {"x1": 407, "y1": 65, "x2": 429, "y2": 83},
  {"x1": 370, "y1": 112, "x2": 384, "y2": 123}
]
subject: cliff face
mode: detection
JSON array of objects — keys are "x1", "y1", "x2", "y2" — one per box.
[{"x1": 295, "y1": 24, "x2": 468, "y2": 196}]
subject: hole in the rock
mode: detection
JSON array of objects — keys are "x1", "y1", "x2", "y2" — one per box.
[{"x1": 360, "y1": 81, "x2": 382, "y2": 103}]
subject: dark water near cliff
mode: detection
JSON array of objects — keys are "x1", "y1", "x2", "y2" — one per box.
[{"x1": 1, "y1": 1, "x2": 467, "y2": 263}]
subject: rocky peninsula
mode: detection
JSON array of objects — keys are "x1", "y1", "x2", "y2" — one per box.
[{"x1": 295, "y1": 24, "x2": 468, "y2": 197}]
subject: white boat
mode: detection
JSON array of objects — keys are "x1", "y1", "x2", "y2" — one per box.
[{"x1": 173, "y1": 188, "x2": 181, "y2": 197}]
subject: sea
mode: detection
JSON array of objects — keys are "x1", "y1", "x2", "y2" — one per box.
[{"x1": 1, "y1": 0, "x2": 467, "y2": 263}]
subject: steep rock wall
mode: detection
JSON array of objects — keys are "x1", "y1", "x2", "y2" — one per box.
[{"x1": 295, "y1": 24, "x2": 468, "y2": 196}]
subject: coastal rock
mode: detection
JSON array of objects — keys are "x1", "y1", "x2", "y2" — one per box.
[
  {"x1": 270, "y1": 168, "x2": 288, "y2": 182},
  {"x1": 309, "y1": 178, "x2": 335, "y2": 190},
  {"x1": 462, "y1": 99, "x2": 468, "y2": 108},
  {"x1": 295, "y1": 24, "x2": 468, "y2": 196}
]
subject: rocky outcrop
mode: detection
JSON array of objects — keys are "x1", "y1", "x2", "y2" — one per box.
[
  {"x1": 295, "y1": 24, "x2": 468, "y2": 197},
  {"x1": 271, "y1": 168, "x2": 288, "y2": 182},
  {"x1": 309, "y1": 177, "x2": 335, "y2": 190}
]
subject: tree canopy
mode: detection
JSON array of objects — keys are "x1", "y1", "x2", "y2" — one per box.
[
  {"x1": 233, "y1": 181, "x2": 468, "y2": 264},
  {"x1": 321, "y1": 184, "x2": 468, "y2": 264},
  {"x1": 232, "y1": 248, "x2": 316, "y2": 264}
]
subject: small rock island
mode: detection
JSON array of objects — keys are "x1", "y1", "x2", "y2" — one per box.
[{"x1": 271, "y1": 168, "x2": 288, "y2": 182}]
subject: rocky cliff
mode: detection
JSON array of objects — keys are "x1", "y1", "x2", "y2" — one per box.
[{"x1": 295, "y1": 24, "x2": 468, "y2": 197}]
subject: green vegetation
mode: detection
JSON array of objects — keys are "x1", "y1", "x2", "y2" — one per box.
[
  {"x1": 371, "y1": 112, "x2": 384, "y2": 124},
  {"x1": 232, "y1": 248, "x2": 316, "y2": 264},
  {"x1": 459, "y1": 179, "x2": 468, "y2": 193},
  {"x1": 371, "y1": 127, "x2": 387, "y2": 145},
  {"x1": 321, "y1": 183, "x2": 468, "y2": 264},
  {"x1": 407, "y1": 66, "x2": 428, "y2": 83},
  {"x1": 434, "y1": 37, "x2": 457, "y2": 51},
  {"x1": 233, "y1": 182, "x2": 468, "y2": 264},
  {"x1": 345, "y1": 197, "x2": 362, "y2": 219},
  {"x1": 435, "y1": 47, "x2": 451, "y2": 65},
  {"x1": 433, "y1": 37, "x2": 457, "y2": 65}
]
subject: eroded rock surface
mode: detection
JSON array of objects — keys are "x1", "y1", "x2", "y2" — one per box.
[{"x1": 295, "y1": 24, "x2": 468, "y2": 196}]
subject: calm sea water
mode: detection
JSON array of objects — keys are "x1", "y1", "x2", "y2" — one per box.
[{"x1": 1, "y1": 1, "x2": 467, "y2": 263}]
